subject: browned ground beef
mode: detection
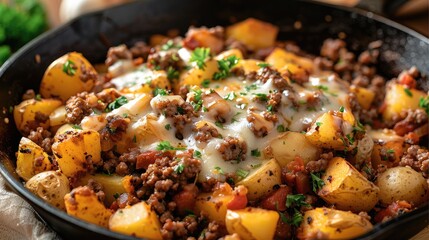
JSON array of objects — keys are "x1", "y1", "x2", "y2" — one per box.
[
  {"x1": 65, "y1": 92, "x2": 93, "y2": 124},
  {"x1": 99, "y1": 115, "x2": 130, "y2": 152},
  {"x1": 27, "y1": 127, "x2": 53, "y2": 154},
  {"x1": 400, "y1": 145, "x2": 429, "y2": 177},
  {"x1": 194, "y1": 123, "x2": 220, "y2": 142},
  {"x1": 155, "y1": 99, "x2": 195, "y2": 140},
  {"x1": 216, "y1": 136, "x2": 247, "y2": 162},
  {"x1": 306, "y1": 152, "x2": 333, "y2": 173},
  {"x1": 393, "y1": 109, "x2": 428, "y2": 136},
  {"x1": 105, "y1": 44, "x2": 132, "y2": 67},
  {"x1": 258, "y1": 67, "x2": 292, "y2": 91}
]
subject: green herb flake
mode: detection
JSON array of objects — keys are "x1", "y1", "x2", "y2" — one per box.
[
  {"x1": 286, "y1": 194, "x2": 311, "y2": 208},
  {"x1": 316, "y1": 122, "x2": 323, "y2": 127},
  {"x1": 156, "y1": 141, "x2": 186, "y2": 151},
  {"x1": 386, "y1": 149, "x2": 395, "y2": 154},
  {"x1": 257, "y1": 62, "x2": 271, "y2": 68},
  {"x1": 167, "y1": 66, "x2": 179, "y2": 80},
  {"x1": 277, "y1": 124, "x2": 287, "y2": 133},
  {"x1": 132, "y1": 135, "x2": 137, "y2": 143},
  {"x1": 174, "y1": 163, "x2": 185, "y2": 174},
  {"x1": 253, "y1": 93, "x2": 268, "y2": 102},
  {"x1": 418, "y1": 96, "x2": 429, "y2": 114},
  {"x1": 214, "y1": 166, "x2": 225, "y2": 175},
  {"x1": 194, "y1": 150, "x2": 202, "y2": 159},
  {"x1": 404, "y1": 88, "x2": 413, "y2": 97},
  {"x1": 250, "y1": 163, "x2": 262, "y2": 169},
  {"x1": 72, "y1": 124, "x2": 82, "y2": 130},
  {"x1": 215, "y1": 121, "x2": 224, "y2": 129},
  {"x1": 317, "y1": 85, "x2": 329, "y2": 91},
  {"x1": 339, "y1": 106, "x2": 345, "y2": 112},
  {"x1": 165, "y1": 124, "x2": 171, "y2": 130},
  {"x1": 231, "y1": 112, "x2": 241, "y2": 123},
  {"x1": 107, "y1": 96, "x2": 128, "y2": 112},
  {"x1": 224, "y1": 92, "x2": 237, "y2": 101},
  {"x1": 213, "y1": 55, "x2": 240, "y2": 80},
  {"x1": 154, "y1": 88, "x2": 168, "y2": 96},
  {"x1": 161, "y1": 40, "x2": 177, "y2": 51},
  {"x1": 236, "y1": 169, "x2": 249, "y2": 179},
  {"x1": 245, "y1": 84, "x2": 258, "y2": 92},
  {"x1": 190, "y1": 47, "x2": 211, "y2": 70},
  {"x1": 113, "y1": 193, "x2": 120, "y2": 199},
  {"x1": 251, "y1": 149, "x2": 261, "y2": 157},
  {"x1": 62, "y1": 60, "x2": 77, "y2": 76},
  {"x1": 310, "y1": 172, "x2": 325, "y2": 192},
  {"x1": 34, "y1": 94, "x2": 42, "y2": 101},
  {"x1": 289, "y1": 209, "x2": 304, "y2": 227},
  {"x1": 201, "y1": 79, "x2": 211, "y2": 88}
]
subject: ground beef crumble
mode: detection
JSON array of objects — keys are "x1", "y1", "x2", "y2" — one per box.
[
  {"x1": 216, "y1": 136, "x2": 247, "y2": 162},
  {"x1": 400, "y1": 145, "x2": 429, "y2": 177},
  {"x1": 27, "y1": 127, "x2": 54, "y2": 154}
]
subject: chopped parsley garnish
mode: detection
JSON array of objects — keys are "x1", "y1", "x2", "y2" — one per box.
[
  {"x1": 132, "y1": 135, "x2": 137, "y2": 143},
  {"x1": 113, "y1": 193, "x2": 120, "y2": 199},
  {"x1": 107, "y1": 96, "x2": 128, "y2": 112},
  {"x1": 310, "y1": 172, "x2": 325, "y2": 192},
  {"x1": 404, "y1": 88, "x2": 413, "y2": 97},
  {"x1": 231, "y1": 112, "x2": 241, "y2": 123},
  {"x1": 194, "y1": 150, "x2": 202, "y2": 159},
  {"x1": 386, "y1": 149, "x2": 395, "y2": 154},
  {"x1": 165, "y1": 124, "x2": 171, "y2": 130},
  {"x1": 71, "y1": 124, "x2": 82, "y2": 130},
  {"x1": 346, "y1": 134, "x2": 355, "y2": 145},
  {"x1": 161, "y1": 39, "x2": 179, "y2": 51},
  {"x1": 214, "y1": 166, "x2": 224, "y2": 175},
  {"x1": 156, "y1": 141, "x2": 186, "y2": 151},
  {"x1": 213, "y1": 55, "x2": 240, "y2": 80},
  {"x1": 215, "y1": 121, "x2": 224, "y2": 129},
  {"x1": 353, "y1": 121, "x2": 366, "y2": 133},
  {"x1": 257, "y1": 62, "x2": 271, "y2": 68},
  {"x1": 419, "y1": 96, "x2": 429, "y2": 114},
  {"x1": 251, "y1": 149, "x2": 261, "y2": 157},
  {"x1": 154, "y1": 88, "x2": 168, "y2": 96},
  {"x1": 191, "y1": 89, "x2": 203, "y2": 111},
  {"x1": 34, "y1": 94, "x2": 42, "y2": 101},
  {"x1": 122, "y1": 113, "x2": 129, "y2": 118},
  {"x1": 286, "y1": 194, "x2": 310, "y2": 208},
  {"x1": 236, "y1": 169, "x2": 249, "y2": 179},
  {"x1": 190, "y1": 47, "x2": 211, "y2": 70},
  {"x1": 317, "y1": 85, "x2": 329, "y2": 91},
  {"x1": 339, "y1": 106, "x2": 345, "y2": 112},
  {"x1": 167, "y1": 66, "x2": 179, "y2": 80},
  {"x1": 288, "y1": 209, "x2": 304, "y2": 227},
  {"x1": 253, "y1": 93, "x2": 268, "y2": 102},
  {"x1": 201, "y1": 79, "x2": 211, "y2": 88},
  {"x1": 62, "y1": 60, "x2": 77, "y2": 76},
  {"x1": 267, "y1": 105, "x2": 274, "y2": 112},
  {"x1": 250, "y1": 163, "x2": 262, "y2": 169},
  {"x1": 174, "y1": 163, "x2": 185, "y2": 174},
  {"x1": 316, "y1": 122, "x2": 323, "y2": 127},
  {"x1": 224, "y1": 92, "x2": 237, "y2": 101},
  {"x1": 277, "y1": 124, "x2": 287, "y2": 133},
  {"x1": 245, "y1": 84, "x2": 258, "y2": 92}
]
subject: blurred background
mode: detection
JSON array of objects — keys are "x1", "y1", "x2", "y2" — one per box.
[{"x1": 0, "y1": 0, "x2": 428, "y2": 66}]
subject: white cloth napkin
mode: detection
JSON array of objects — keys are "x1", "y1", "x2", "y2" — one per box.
[{"x1": 0, "y1": 175, "x2": 60, "y2": 240}]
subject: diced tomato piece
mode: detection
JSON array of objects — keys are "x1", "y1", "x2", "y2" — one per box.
[
  {"x1": 398, "y1": 72, "x2": 417, "y2": 89},
  {"x1": 287, "y1": 156, "x2": 305, "y2": 172},
  {"x1": 259, "y1": 186, "x2": 291, "y2": 211},
  {"x1": 227, "y1": 194, "x2": 248, "y2": 210},
  {"x1": 173, "y1": 184, "x2": 198, "y2": 216},
  {"x1": 135, "y1": 151, "x2": 158, "y2": 169},
  {"x1": 295, "y1": 172, "x2": 311, "y2": 194}
]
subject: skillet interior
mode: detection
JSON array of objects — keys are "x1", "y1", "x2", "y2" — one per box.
[{"x1": 0, "y1": 0, "x2": 428, "y2": 239}]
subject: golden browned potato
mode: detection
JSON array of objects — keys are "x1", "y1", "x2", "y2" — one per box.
[
  {"x1": 49, "y1": 105, "x2": 67, "y2": 127},
  {"x1": 376, "y1": 166, "x2": 429, "y2": 206},
  {"x1": 13, "y1": 98, "x2": 63, "y2": 133},
  {"x1": 64, "y1": 186, "x2": 112, "y2": 227},
  {"x1": 178, "y1": 59, "x2": 218, "y2": 87},
  {"x1": 382, "y1": 83, "x2": 427, "y2": 121},
  {"x1": 16, "y1": 137, "x2": 52, "y2": 181},
  {"x1": 318, "y1": 157, "x2": 379, "y2": 212},
  {"x1": 306, "y1": 110, "x2": 355, "y2": 150},
  {"x1": 267, "y1": 132, "x2": 319, "y2": 167},
  {"x1": 226, "y1": 208, "x2": 279, "y2": 240},
  {"x1": 226, "y1": 18, "x2": 278, "y2": 50},
  {"x1": 109, "y1": 201, "x2": 162, "y2": 239},
  {"x1": 52, "y1": 129, "x2": 101, "y2": 178},
  {"x1": 298, "y1": 208, "x2": 373, "y2": 239},
  {"x1": 25, "y1": 171, "x2": 70, "y2": 210},
  {"x1": 237, "y1": 158, "x2": 282, "y2": 200},
  {"x1": 265, "y1": 48, "x2": 314, "y2": 73},
  {"x1": 77, "y1": 174, "x2": 126, "y2": 205},
  {"x1": 195, "y1": 183, "x2": 236, "y2": 223},
  {"x1": 349, "y1": 85, "x2": 375, "y2": 110},
  {"x1": 40, "y1": 52, "x2": 97, "y2": 102}
]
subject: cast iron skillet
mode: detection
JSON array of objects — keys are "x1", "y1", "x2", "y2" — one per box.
[{"x1": 0, "y1": 0, "x2": 428, "y2": 239}]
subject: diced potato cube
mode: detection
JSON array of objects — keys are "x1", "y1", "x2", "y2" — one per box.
[
  {"x1": 382, "y1": 83, "x2": 427, "y2": 121},
  {"x1": 226, "y1": 208, "x2": 279, "y2": 240},
  {"x1": 77, "y1": 174, "x2": 126, "y2": 205},
  {"x1": 265, "y1": 48, "x2": 314, "y2": 73},
  {"x1": 16, "y1": 137, "x2": 52, "y2": 181},
  {"x1": 226, "y1": 18, "x2": 278, "y2": 50},
  {"x1": 109, "y1": 201, "x2": 162, "y2": 240},
  {"x1": 298, "y1": 208, "x2": 373, "y2": 239},
  {"x1": 318, "y1": 157, "x2": 379, "y2": 212},
  {"x1": 64, "y1": 186, "x2": 112, "y2": 227},
  {"x1": 52, "y1": 129, "x2": 101, "y2": 178},
  {"x1": 350, "y1": 85, "x2": 375, "y2": 110}
]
